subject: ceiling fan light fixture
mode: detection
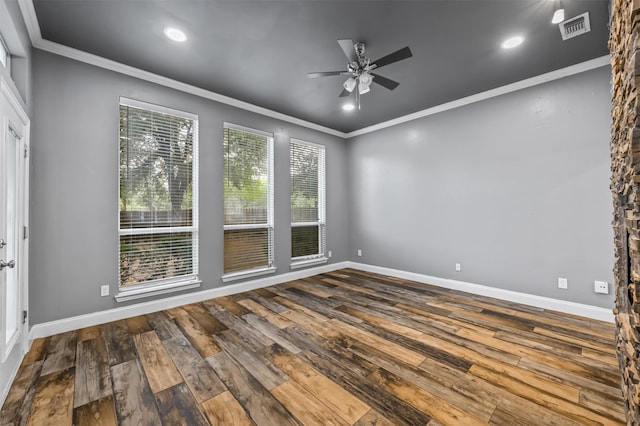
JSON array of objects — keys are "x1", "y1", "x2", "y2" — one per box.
[
  {"x1": 359, "y1": 72, "x2": 373, "y2": 86},
  {"x1": 343, "y1": 77, "x2": 356, "y2": 92},
  {"x1": 342, "y1": 103, "x2": 355, "y2": 111},
  {"x1": 358, "y1": 81, "x2": 371, "y2": 94},
  {"x1": 552, "y1": 8, "x2": 565, "y2": 24}
]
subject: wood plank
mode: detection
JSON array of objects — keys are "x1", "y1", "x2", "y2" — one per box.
[
  {"x1": 173, "y1": 313, "x2": 222, "y2": 358},
  {"x1": 78, "y1": 325, "x2": 103, "y2": 342},
  {"x1": 289, "y1": 280, "x2": 334, "y2": 298},
  {"x1": 73, "y1": 396, "x2": 118, "y2": 426},
  {"x1": 327, "y1": 319, "x2": 426, "y2": 366},
  {"x1": 145, "y1": 311, "x2": 183, "y2": 341},
  {"x1": 163, "y1": 335, "x2": 226, "y2": 403},
  {"x1": 264, "y1": 344, "x2": 370, "y2": 424},
  {"x1": 415, "y1": 356, "x2": 582, "y2": 426},
  {"x1": 74, "y1": 336, "x2": 112, "y2": 407},
  {"x1": 273, "y1": 295, "x2": 331, "y2": 323},
  {"x1": 271, "y1": 380, "x2": 351, "y2": 426},
  {"x1": 214, "y1": 296, "x2": 251, "y2": 316},
  {"x1": 242, "y1": 312, "x2": 302, "y2": 354},
  {"x1": 40, "y1": 331, "x2": 77, "y2": 376},
  {"x1": 103, "y1": 320, "x2": 137, "y2": 366},
  {"x1": 368, "y1": 368, "x2": 488, "y2": 426},
  {"x1": 205, "y1": 351, "x2": 300, "y2": 426},
  {"x1": 0, "y1": 361, "x2": 42, "y2": 426},
  {"x1": 154, "y1": 382, "x2": 209, "y2": 426},
  {"x1": 204, "y1": 301, "x2": 275, "y2": 349},
  {"x1": 132, "y1": 331, "x2": 183, "y2": 394},
  {"x1": 353, "y1": 409, "x2": 396, "y2": 426},
  {"x1": 125, "y1": 315, "x2": 152, "y2": 335},
  {"x1": 238, "y1": 298, "x2": 295, "y2": 329},
  {"x1": 20, "y1": 337, "x2": 48, "y2": 365},
  {"x1": 346, "y1": 337, "x2": 496, "y2": 422},
  {"x1": 26, "y1": 367, "x2": 75, "y2": 426},
  {"x1": 200, "y1": 391, "x2": 255, "y2": 426},
  {"x1": 111, "y1": 359, "x2": 162, "y2": 426},
  {"x1": 214, "y1": 330, "x2": 289, "y2": 391},
  {"x1": 469, "y1": 364, "x2": 616, "y2": 425},
  {"x1": 182, "y1": 303, "x2": 228, "y2": 334}
]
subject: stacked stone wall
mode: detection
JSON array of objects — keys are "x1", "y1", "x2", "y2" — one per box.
[{"x1": 610, "y1": 0, "x2": 640, "y2": 422}]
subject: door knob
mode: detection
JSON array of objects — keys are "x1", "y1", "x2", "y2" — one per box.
[
  {"x1": 0, "y1": 239, "x2": 5, "y2": 249},
  {"x1": 0, "y1": 260, "x2": 15, "y2": 270}
]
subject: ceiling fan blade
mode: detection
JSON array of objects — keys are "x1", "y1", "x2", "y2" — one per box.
[
  {"x1": 337, "y1": 39, "x2": 358, "y2": 63},
  {"x1": 371, "y1": 73, "x2": 400, "y2": 90},
  {"x1": 307, "y1": 71, "x2": 347, "y2": 78},
  {"x1": 372, "y1": 46, "x2": 413, "y2": 69},
  {"x1": 339, "y1": 88, "x2": 351, "y2": 98}
]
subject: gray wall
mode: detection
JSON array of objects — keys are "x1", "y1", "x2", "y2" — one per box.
[
  {"x1": 347, "y1": 66, "x2": 614, "y2": 308},
  {"x1": 31, "y1": 50, "x2": 348, "y2": 324}
]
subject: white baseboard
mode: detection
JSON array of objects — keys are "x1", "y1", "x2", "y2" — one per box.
[
  {"x1": 29, "y1": 259, "x2": 614, "y2": 340},
  {"x1": 347, "y1": 262, "x2": 614, "y2": 323},
  {"x1": 29, "y1": 261, "x2": 349, "y2": 340}
]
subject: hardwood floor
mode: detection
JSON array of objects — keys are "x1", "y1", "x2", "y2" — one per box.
[{"x1": 0, "y1": 269, "x2": 624, "y2": 425}]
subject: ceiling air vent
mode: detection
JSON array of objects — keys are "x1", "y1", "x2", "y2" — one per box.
[{"x1": 559, "y1": 12, "x2": 591, "y2": 41}]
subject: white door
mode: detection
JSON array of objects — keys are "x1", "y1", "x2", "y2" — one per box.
[{"x1": 0, "y1": 80, "x2": 29, "y2": 372}]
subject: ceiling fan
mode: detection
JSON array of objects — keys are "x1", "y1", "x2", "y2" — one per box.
[{"x1": 308, "y1": 39, "x2": 413, "y2": 109}]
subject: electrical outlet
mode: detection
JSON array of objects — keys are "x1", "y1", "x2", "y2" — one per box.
[
  {"x1": 455, "y1": 263, "x2": 461, "y2": 271},
  {"x1": 357, "y1": 249, "x2": 362, "y2": 256},
  {"x1": 101, "y1": 285, "x2": 109, "y2": 297},
  {"x1": 328, "y1": 250, "x2": 332, "y2": 258},
  {"x1": 594, "y1": 281, "x2": 609, "y2": 294},
  {"x1": 558, "y1": 278, "x2": 568, "y2": 290}
]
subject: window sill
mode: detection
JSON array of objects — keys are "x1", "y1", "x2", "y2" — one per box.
[
  {"x1": 115, "y1": 279, "x2": 201, "y2": 302},
  {"x1": 290, "y1": 257, "x2": 328, "y2": 270},
  {"x1": 222, "y1": 266, "x2": 277, "y2": 283}
]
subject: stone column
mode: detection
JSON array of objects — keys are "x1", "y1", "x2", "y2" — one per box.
[{"x1": 610, "y1": 0, "x2": 640, "y2": 422}]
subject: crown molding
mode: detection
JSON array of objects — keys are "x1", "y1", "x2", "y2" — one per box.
[
  {"x1": 345, "y1": 54, "x2": 611, "y2": 138},
  {"x1": 19, "y1": 0, "x2": 610, "y2": 139}
]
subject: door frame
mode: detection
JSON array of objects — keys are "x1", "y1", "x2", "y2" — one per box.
[{"x1": 0, "y1": 77, "x2": 29, "y2": 370}]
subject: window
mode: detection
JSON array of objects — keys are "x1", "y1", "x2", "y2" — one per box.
[
  {"x1": 118, "y1": 98, "x2": 199, "y2": 300},
  {"x1": 290, "y1": 139, "x2": 326, "y2": 267},
  {"x1": 223, "y1": 123, "x2": 274, "y2": 280}
]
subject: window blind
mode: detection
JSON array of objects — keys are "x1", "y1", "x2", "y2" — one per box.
[
  {"x1": 290, "y1": 140, "x2": 325, "y2": 260},
  {"x1": 119, "y1": 99, "x2": 198, "y2": 287},
  {"x1": 223, "y1": 123, "x2": 274, "y2": 275}
]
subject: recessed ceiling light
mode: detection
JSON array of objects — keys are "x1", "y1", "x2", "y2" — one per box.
[
  {"x1": 164, "y1": 27, "x2": 187, "y2": 42},
  {"x1": 501, "y1": 36, "x2": 524, "y2": 49},
  {"x1": 342, "y1": 103, "x2": 355, "y2": 111}
]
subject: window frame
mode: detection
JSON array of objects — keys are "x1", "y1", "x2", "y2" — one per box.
[
  {"x1": 222, "y1": 122, "x2": 276, "y2": 282},
  {"x1": 116, "y1": 97, "x2": 200, "y2": 302},
  {"x1": 290, "y1": 138, "x2": 327, "y2": 269}
]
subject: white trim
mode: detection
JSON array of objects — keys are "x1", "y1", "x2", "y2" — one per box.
[
  {"x1": 224, "y1": 122, "x2": 273, "y2": 139},
  {"x1": 29, "y1": 261, "x2": 348, "y2": 339},
  {"x1": 347, "y1": 262, "x2": 614, "y2": 323},
  {"x1": 291, "y1": 257, "x2": 328, "y2": 270},
  {"x1": 115, "y1": 279, "x2": 201, "y2": 302},
  {"x1": 346, "y1": 55, "x2": 610, "y2": 138},
  {"x1": 120, "y1": 97, "x2": 198, "y2": 121},
  {"x1": 18, "y1": 0, "x2": 609, "y2": 139},
  {"x1": 221, "y1": 266, "x2": 277, "y2": 283}
]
